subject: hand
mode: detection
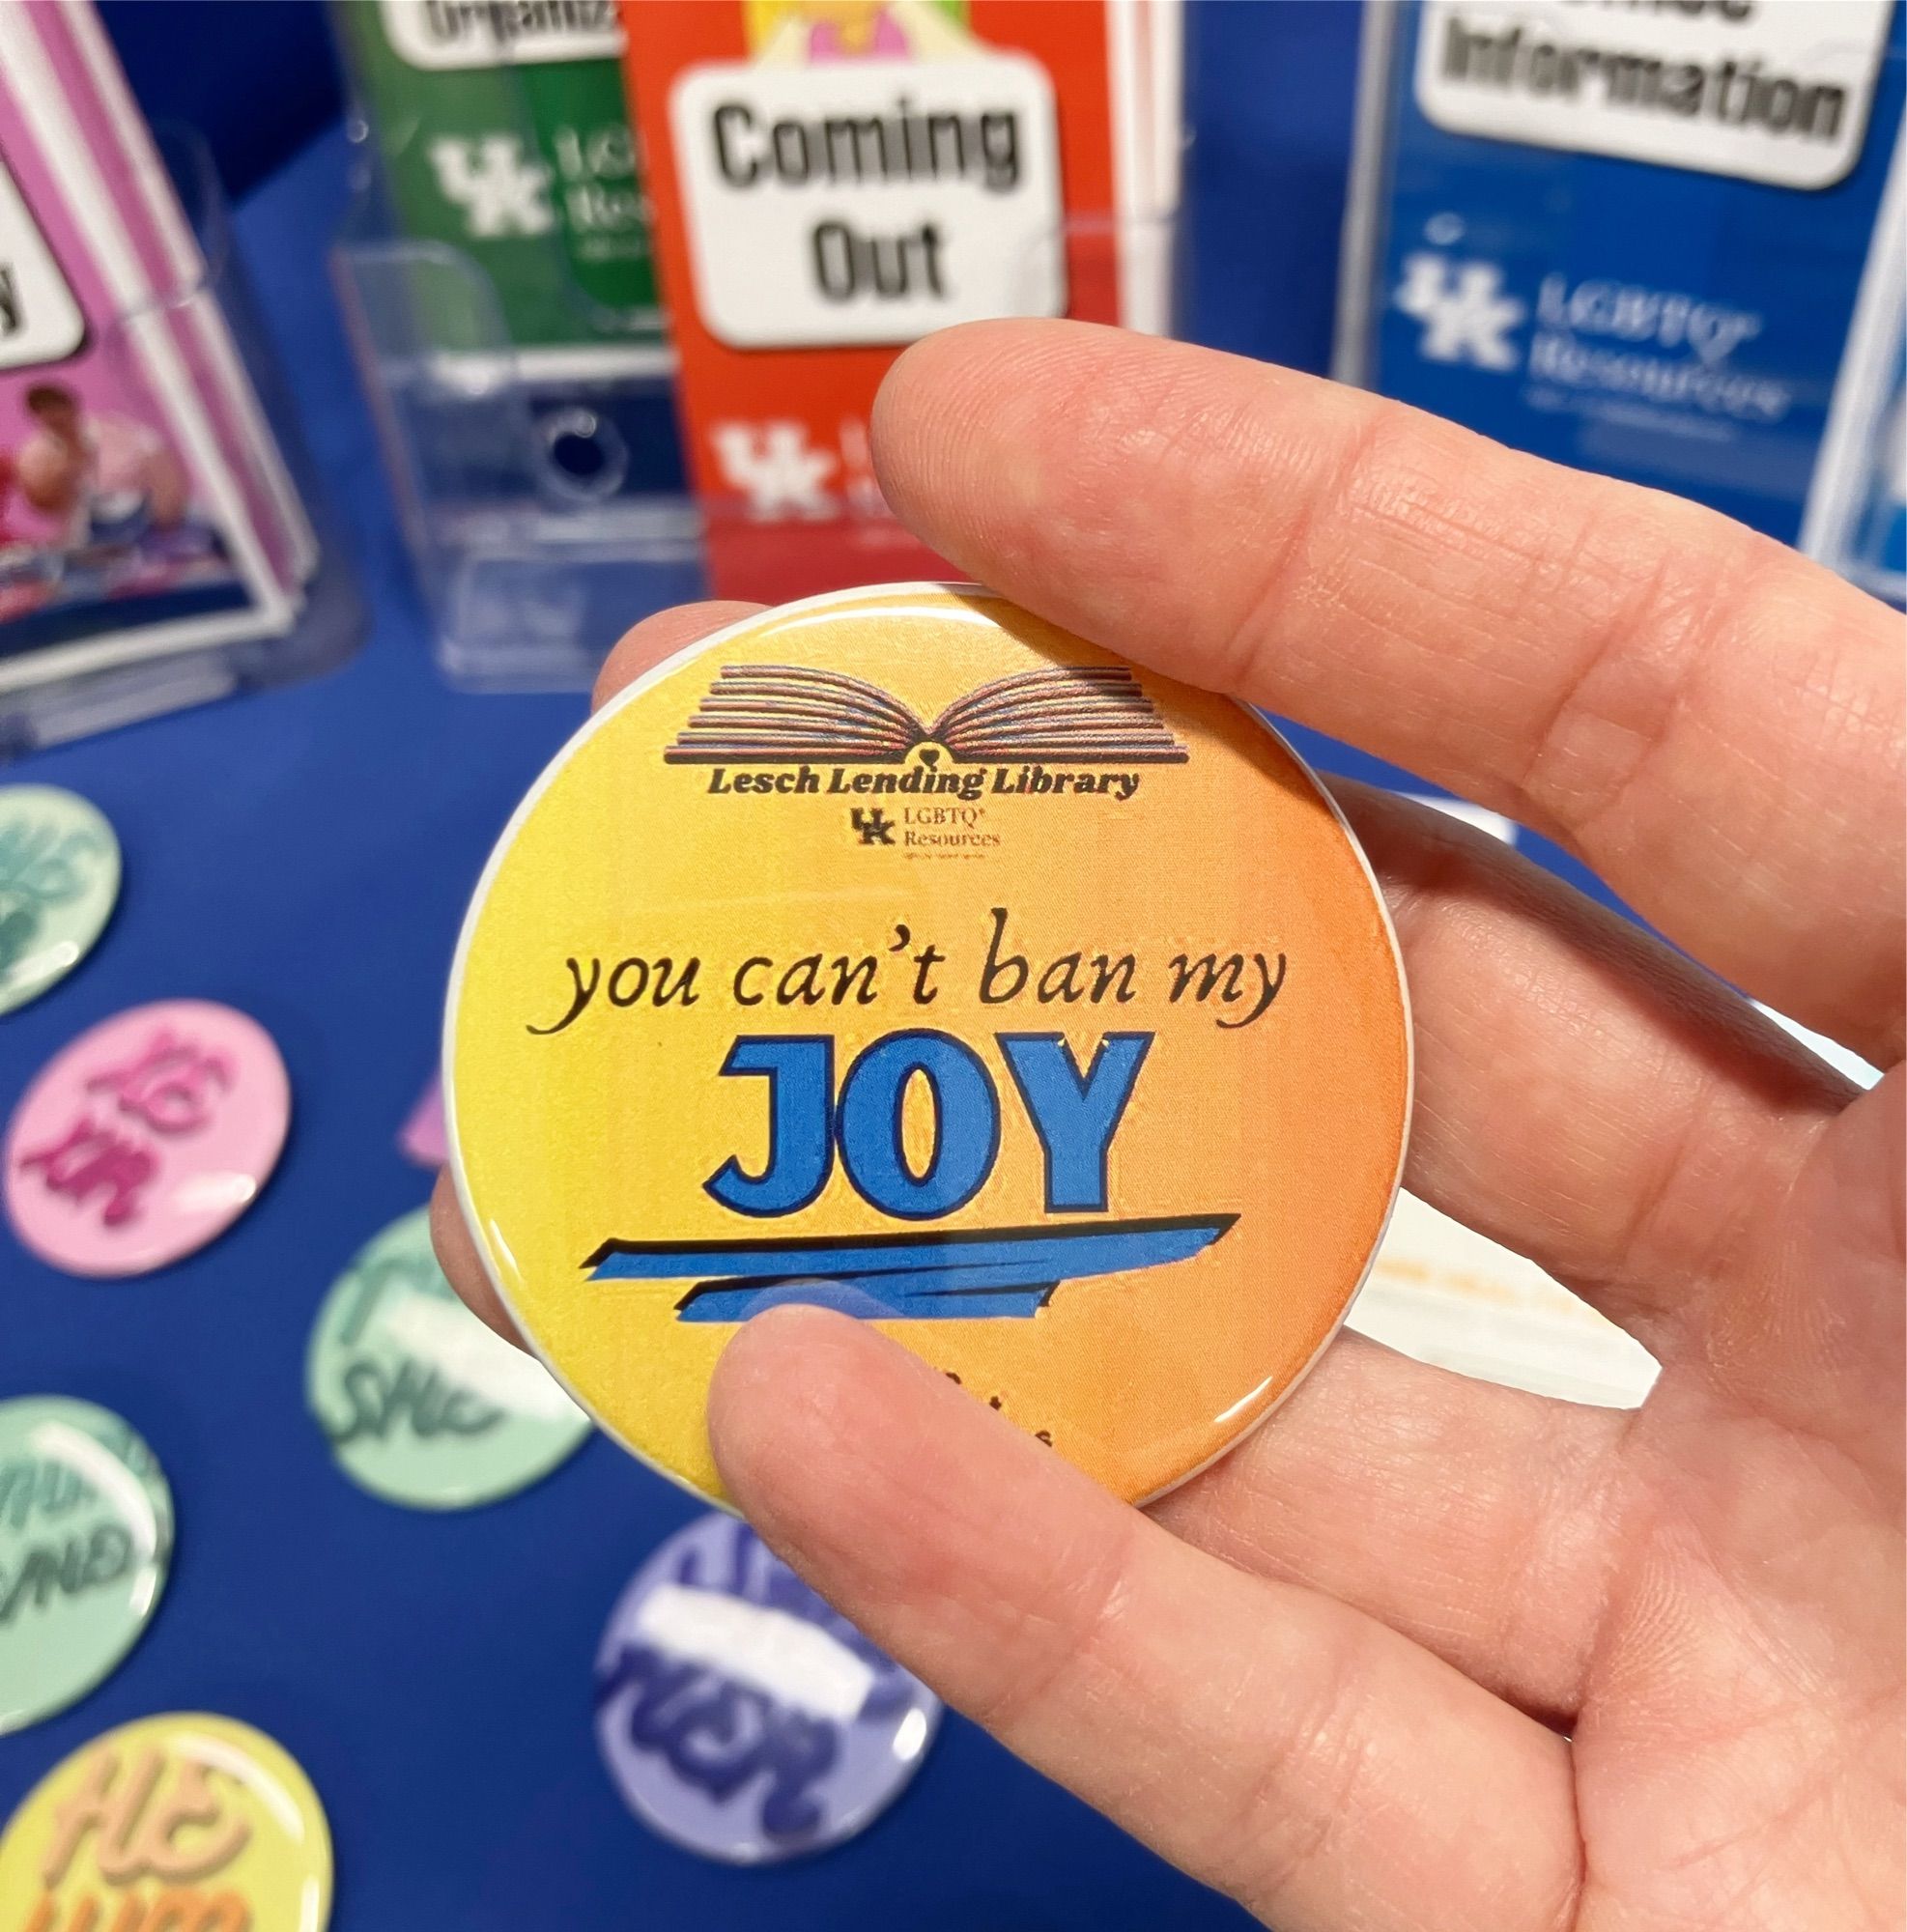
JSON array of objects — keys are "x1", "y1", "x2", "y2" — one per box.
[{"x1": 435, "y1": 322, "x2": 1904, "y2": 1931}]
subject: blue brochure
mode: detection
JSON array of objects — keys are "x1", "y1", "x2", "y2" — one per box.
[{"x1": 1339, "y1": 0, "x2": 1905, "y2": 556}]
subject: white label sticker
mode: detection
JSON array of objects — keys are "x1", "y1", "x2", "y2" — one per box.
[
  {"x1": 379, "y1": 0, "x2": 623, "y2": 71},
  {"x1": 1415, "y1": 0, "x2": 1893, "y2": 190},
  {"x1": 0, "y1": 158, "x2": 83, "y2": 370},
  {"x1": 670, "y1": 54, "x2": 1067, "y2": 349},
  {"x1": 635, "y1": 1583, "x2": 877, "y2": 1721}
]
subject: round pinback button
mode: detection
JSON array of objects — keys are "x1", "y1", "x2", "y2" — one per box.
[
  {"x1": 0, "y1": 1712, "x2": 332, "y2": 1927},
  {"x1": 0, "y1": 786, "x2": 119, "y2": 1017},
  {"x1": 4, "y1": 1000, "x2": 290, "y2": 1277},
  {"x1": 308, "y1": 1206, "x2": 592, "y2": 1509},
  {"x1": 594, "y1": 1511, "x2": 940, "y2": 1863},
  {"x1": 0, "y1": 1397, "x2": 172, "y2": 1733},
  {"x1": 446, "y1": 585, "x2": 1410, "y2": 1505}
]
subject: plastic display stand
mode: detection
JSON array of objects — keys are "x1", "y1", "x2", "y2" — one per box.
[
  {"x1": 330, "y1": 106, "x2": 702, "y2": 695},
  {"x1": 330, "y1": 238, "x2": 704, "y2": 692},
  {"x1": 0, "y1": 129, "x2": 362, "y2": 758},
  {"x1": 334, "y1": 131, "x2": 1185, "y2": 690}
]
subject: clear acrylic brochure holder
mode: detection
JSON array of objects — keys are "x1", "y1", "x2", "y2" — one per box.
[
  {"x1": 331, "y1": 126, "x2": 702, "y2": 695},
  {"x1": 0, "y1": 128, "x2": 362, "y2": 757},
  {"x1": 335, "y1": 151, "x2": 1183, "y2": 687}
]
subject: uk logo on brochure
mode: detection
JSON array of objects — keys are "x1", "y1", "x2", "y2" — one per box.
[
  {"x1": 708, "y1": 421, "x2": 839, "y2": 518},
  {"x1": 426, "y1": 133, "x2": 557, "y2": 239},
  {"x1": 1393, "y1": 250, "x2": 1526, "y2": 369}
]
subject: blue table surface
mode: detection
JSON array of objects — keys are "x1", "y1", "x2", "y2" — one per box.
[{"x1": 0, "y1": 14, "x2": 1630, "y2": 1922}]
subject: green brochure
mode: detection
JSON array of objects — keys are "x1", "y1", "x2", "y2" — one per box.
[{"x1": 335, "y1": 0, "x2": 665, "y2": 375}]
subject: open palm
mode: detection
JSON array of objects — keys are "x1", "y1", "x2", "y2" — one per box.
[{"x1": 437, "y1": 321, "x2": 1904, "y2": 1931}]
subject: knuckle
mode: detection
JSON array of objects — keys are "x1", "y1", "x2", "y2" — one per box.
[
  {"x1": 1211, "y1": 1627, "x2": 1377, "y2": 1918},
  {"x1": 1513, "y1": 510, "x2": 1767, "y2": 846},
  {"x1": 963, "y1": 1511, "x2": 1141, "y2": 1741},
  {"x1": 1213, "y1": 399, "x2": 1403, "y2": 702}
]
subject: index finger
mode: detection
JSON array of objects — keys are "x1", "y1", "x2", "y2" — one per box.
[{"x1": 872, "y1": 320, "x2": 1905, "y2": 1065}]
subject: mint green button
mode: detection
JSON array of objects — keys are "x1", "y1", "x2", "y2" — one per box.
[
  {"x1": 0, "y1": 787, "x2": 120, "y2": 1016},
  {"x1": 308, "y1": 1207, "x2": 591, "y2": 1509},
  {"x1": 0, "y1": 1397, "x2": 172, "y2": 1733}
]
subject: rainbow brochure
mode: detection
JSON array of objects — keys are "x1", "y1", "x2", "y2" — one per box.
[
  {"x1": 621, "y1": 0, "x2": 1183, "y2": 601},
  {"x1": 0, "y1": 1, "x2": 313, "y2": 695}
]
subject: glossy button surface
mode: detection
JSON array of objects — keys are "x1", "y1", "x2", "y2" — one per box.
[
  {"x1": 447, "y1": 586, "x2": 1410, "y2": 1503},
  {"x1": 0, "y1": 1713, "x2": 332, "y2": 1929},
  {"x1": 5, "y1": 1000, "x2": 290, "y2": 1276},
  {"x1": 308, "y1": 1206, "x2": 591, "y2": 1509},
  {"x1": 0, "y1": 1397, "x2": 171, "y2": 1733},
  {"x1": 594, "y1": 1512, "x2": 941, "y2": 1862},
  {"x1": 0, "y1": 786, "x2": 120, "y2": 1015}
]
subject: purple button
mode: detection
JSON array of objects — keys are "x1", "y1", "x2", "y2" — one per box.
[
  {"x1": 594, "y1": 1512, "x2": 940, "y2": 1863},
  {"x1": 4, "y1": 1000, "x2": 290, "y2": 1276}
]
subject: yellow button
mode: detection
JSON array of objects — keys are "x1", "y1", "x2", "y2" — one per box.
[
  {"x1": 447, "y1": 586, "x2": 1410, "y2": 1504},
  {"x1": 0, "y1": 1713, "x2": 332, "y2": 1930}
]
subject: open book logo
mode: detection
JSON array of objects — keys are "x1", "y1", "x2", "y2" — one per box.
[{"x1": 665, "y1": 665, "x2": 1188, "y2": 766}]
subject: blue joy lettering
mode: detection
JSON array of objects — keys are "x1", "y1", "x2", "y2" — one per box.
[{"x1": 704, "y1": 1028, "x2": 1153, "y2": 1221}]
